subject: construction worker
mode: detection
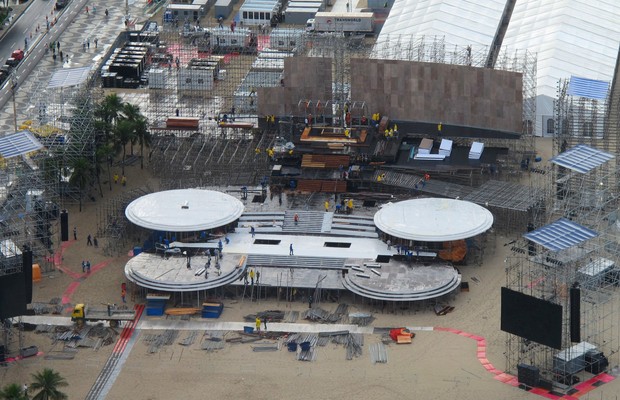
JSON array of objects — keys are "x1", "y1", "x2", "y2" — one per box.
[
  {"x1": 113, "y1": 173, "x2": 119, "y2": 184},
  {"x1": 324, "y1": 200, "x2": 329, "y2": 212},
  {"x1": 255, "y1": 316, "x2": 261, "y2": 332}
]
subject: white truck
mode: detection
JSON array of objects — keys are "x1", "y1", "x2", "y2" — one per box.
[{"x1": 306, "y1": 12, "x2": 374, "y2": 34}]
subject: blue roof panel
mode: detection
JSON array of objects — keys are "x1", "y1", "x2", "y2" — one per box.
[
  {"x1": 567, "y1": 76, "x2": 610, "y2": 100},
  {"x1": 0, "y1": 130, "x2": 44, "y2": 159},
  {"x1": 549, "y1": 144, "x2": 614, "y2": 174},
  {"x1": 523, "y1": 218, "x2": 598, "y2": 252}
]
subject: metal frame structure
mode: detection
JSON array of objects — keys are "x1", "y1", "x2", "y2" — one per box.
[
  {"x1": 25, "y1": 68, "x2": 101, "y2": 205},
  {"x1": 504, "y1": 144, "x2": 620, "y2": 390}
]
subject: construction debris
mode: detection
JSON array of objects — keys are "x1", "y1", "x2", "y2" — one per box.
[
  {"x1": 349, "y1": 312, "x2": 375, "y2": 326},
  {"x1": 179, "y1": 331, "x2": 198, "y2": 346},
  {"x1": 302, "y1": 304, "x2": 348, "y2": 323},
  {"x1": 370, "y1": 343, "x2": 388, "y2": 364},
  {"x1": 252, "y1": 343, "x2": 279, "y2": 352},
  {"x1": 389, "y1": 328, "x2": 415, "y2": 344},
  {"x1": 282, "y1": 310, "x2": 299, "y2": 323},
  {"x1": 244, "y1": 310, "x2": 286, "y2": 322},
  {"x1": 433, "y1": 304, "x2": 455, "y2": 316},
  {"x1": 142, "y1": 330, "x2": 179, "y2": 353}
]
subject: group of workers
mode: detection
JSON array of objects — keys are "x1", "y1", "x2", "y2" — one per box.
[
  {"x1": 323, "y1": 198, "x2": 354, "y2": 214},
  {"x1": 113, "y1": 173, "x2": 127, "y2": 186}
]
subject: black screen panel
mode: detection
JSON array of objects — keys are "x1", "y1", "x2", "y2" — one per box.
[
  {"x1": 0, "y1": 272, "x2": 28, "y2": 319},
  {"x1": 501, "y1": 287, "x2": 563, "y2": 349}
]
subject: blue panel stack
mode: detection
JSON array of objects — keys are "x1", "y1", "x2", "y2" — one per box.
[
  {"x1": 146, "y1": 294, "x2": 169, "y2": 316},
  {"x1": 202, "y1": 302, "x2": 223, "y2": 318}
]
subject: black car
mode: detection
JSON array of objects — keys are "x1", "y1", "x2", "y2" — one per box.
[{"x1": 55, "y1": 0, "x2": 69, "y2": 10}]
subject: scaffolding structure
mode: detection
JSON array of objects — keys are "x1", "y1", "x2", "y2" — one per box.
[
  {"x1": 554, "y1": 76, "x2": 618, "y2": 189},
  {"x1": 95, "y1": 186, "x2": 154, "y2": 257},
  {"x1": 504, "y1": 144, "x2": 620, "y2": 390},
  {"x1": 24, "y1": 68, "x2": 102, "y2": 205},
  {"x1": 0, "y1": 153, "x2": 59, "y2": 271}
]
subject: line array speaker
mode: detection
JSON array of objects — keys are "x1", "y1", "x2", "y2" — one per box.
[
  {"x1": 60, "y1": 210, "x2": 68, "y2": 242},
  {"x1": 570, "y1": 286, "x2": 581, "y2": 343}
]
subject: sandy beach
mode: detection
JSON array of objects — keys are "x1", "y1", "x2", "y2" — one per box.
[{"x1": 2, "y1": 139, "x2": 620, "y2": 400}]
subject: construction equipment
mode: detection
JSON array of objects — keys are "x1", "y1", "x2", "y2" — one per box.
[{"x1": 70, "y1": 304, "x2": 136, "y2": 328}]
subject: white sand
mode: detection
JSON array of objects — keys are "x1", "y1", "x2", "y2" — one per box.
[{"x1": 3, "y1": 147, "x2": 620, "y2": 400}]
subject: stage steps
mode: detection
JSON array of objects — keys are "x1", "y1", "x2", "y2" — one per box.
[
  {"x1": 282, "y1": 210, "x2": 328, "y2": 234},
  {"x1": 246, "y1": 254, "x2": 345, "y2": 270}
]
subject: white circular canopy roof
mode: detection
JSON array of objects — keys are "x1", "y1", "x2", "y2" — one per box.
[
  {"x1": 374, "y1": 198, "x2": 493, "y2": 242},
  {"x1": 125, "y1": 189, "x2": 244, "y2": 232}
]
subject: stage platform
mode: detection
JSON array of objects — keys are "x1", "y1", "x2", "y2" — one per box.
[
  {"x1": 342, "y1": 260, "x2": 461, "y2": 301},
  {"x1": 126, "y1": 227, "x2": 463, "y2": 301}
]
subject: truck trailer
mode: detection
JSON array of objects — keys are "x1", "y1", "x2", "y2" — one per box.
[
  {"x1": 306, "y1": 12, "x2": 374, "y2": 34},
  {"x1": 71, "y1": 304, "x2": 137, "y2": 328}
]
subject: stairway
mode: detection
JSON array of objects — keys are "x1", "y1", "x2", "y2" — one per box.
[{"x1": 282, "y1": 210, "x2": 329, "y2": 234}]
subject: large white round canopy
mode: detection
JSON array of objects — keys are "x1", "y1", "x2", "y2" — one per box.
[
  {"x1": 374, "y1": 198, "x2": 493, "y2": 241},
  {"x1": 125, "y1": 189, "x2": 244, "y2": 232}
]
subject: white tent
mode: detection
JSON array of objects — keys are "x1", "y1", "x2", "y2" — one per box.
[{"x1": 375, "y1": 0, "x2": 620, "y2": 136}]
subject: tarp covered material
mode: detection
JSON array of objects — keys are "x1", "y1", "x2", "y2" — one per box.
[
  {"x1": 438, "y1": 240, "x2": 467, "y2": 263},
  {"x1": 389, "y1": 328, "x2": 414, "y2": 343}
]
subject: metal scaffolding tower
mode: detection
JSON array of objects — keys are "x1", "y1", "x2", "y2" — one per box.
[
  {"x1": 25, "y1": 67, "x2": 101, "y2": 205},
  {"x1": 504, "y1": 144, "x2": 620, "y2": 390},
  {"x1": 0, "y1": 139, "x2": 59, "y2": 269}
]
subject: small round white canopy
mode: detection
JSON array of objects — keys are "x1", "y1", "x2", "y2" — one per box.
[
  {"x1": 125, "y1": 189, "x2": 244, "y2": 232},
  {"x1": 373, "y1": 198, "x2": 493, "y2": 241}
]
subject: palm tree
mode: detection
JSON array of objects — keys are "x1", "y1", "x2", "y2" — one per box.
[
  {"x1": 30, "y1": 368, "x2": 68, "y2": 400},
  {"x1": 69, "y1": 157, "x2": 93, "y2": 212},
  {"x1": 113, "y1": 119, "x2": 136, "y2": 176},
  {"x1": 0, "y1": 383, "x2": 27, "y2": 400},
  {"x1": 96, "y1": 143, "x2": 115, "y2": 192},
  {"x1": 95, "y1": 93, "x2": 123, "y2": 142},
  {"x1": 120, "y1": 103, "x2": 151, "y2": 169}
]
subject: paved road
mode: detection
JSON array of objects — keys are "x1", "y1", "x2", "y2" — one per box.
[
  {"x1": 0, "y1": 0, "x2": 90, "y2": 112},
  {"x1": 0, "y1": 0, "x2": 145, "y2": 130},
  {"x1": 0, "y1": 0, "x2": 56, "y2": 62}
]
